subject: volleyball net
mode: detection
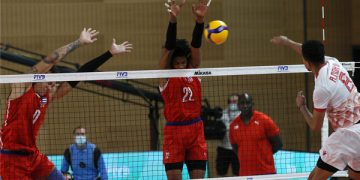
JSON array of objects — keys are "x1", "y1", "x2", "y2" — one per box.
[{"x1": 0, "y1": 61, "x2": 357, "y2": 179}]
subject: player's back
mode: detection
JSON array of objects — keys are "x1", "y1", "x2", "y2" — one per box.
[
  {"x1": 1, "y1": 87, "x2": 49, "y2": 152},
  {"x1": 314, "y1": 56, "x2": 360, "y2": 129},
  {"x1": 160, "y1": 77, "x2": 202, "y2": 122}
]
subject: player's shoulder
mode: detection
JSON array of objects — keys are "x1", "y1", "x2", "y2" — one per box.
[
  {"x1": 9, "y1": 84, "x2": 34, "y2": 100},
  {"x1": 253, "y1": 111, "x2": 273, "y2": 121},
  {"x1": 253, "y1": 110, "x2": 268, "y2": 118},
  {"x1": 325, "y1": 56, "x2": 341, "y2": 63}
]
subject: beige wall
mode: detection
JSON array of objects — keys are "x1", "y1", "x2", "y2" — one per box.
[
  {"x1": 352, "y1": 0, "x2": 360, "y2": 45},
  {"x1": 0, "y1": 0, "x2": 357, "y2": 177}
]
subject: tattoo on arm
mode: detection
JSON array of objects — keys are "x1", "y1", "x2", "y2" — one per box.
[
  {"x1": 66, "y1": 39, "x2": 81, "y2": 55},
  {"x1": 42, "y1": 39, "x2": 81, "y2": 65}
]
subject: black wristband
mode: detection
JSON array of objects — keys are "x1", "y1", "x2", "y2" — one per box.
[
  {"x1": 165, "y1": 22, "x2": 177, "y2": 50},
  {"x1": 191, "y1": 22, "x2": 204, "y2": 48},
  {"x1": 68, "y1": 51, "x2": 113, "y2": 88}
]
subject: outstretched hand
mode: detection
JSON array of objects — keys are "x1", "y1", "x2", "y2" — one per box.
[
  {"x1": 109, "y1": 39, "x2": 133, "y2": 55},
  {"x1": 270, "y1": 36, "x2": 290, "y2": 46},
  {"x1": 79, "y1": 28, "x2": 99, "y2": 45},
  {"x1": 192, "y1": 0, "x2": 209, "y2": 22},
  {"x1": 165, "y1": 0, "x2": 186, "y2": 21}
]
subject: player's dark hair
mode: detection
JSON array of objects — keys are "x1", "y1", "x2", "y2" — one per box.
[
  {"x1": 301, "y1": 40, "x2": 325, "y2": 66},
  {"x1": 73, "y1": 126, "x2": 86, "y2": 134},
  {"x1": 169, "y1": 39, "x2": 191, "y2": 69}
]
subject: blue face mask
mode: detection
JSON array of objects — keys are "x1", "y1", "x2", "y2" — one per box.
[
  {"x1": 75, "y1": 135, "x2": 86, "y2": 145},
  {"x1": 229, "y1": 103, "x2": 238, "y2": 111}
]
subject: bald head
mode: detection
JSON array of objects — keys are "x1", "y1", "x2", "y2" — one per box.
[
  {"x1": 238, "y1": 93, "x2": 254, "y2": 118},
  {"x1": 239, "y1": 93, "x2": 252, "y2": 103}
]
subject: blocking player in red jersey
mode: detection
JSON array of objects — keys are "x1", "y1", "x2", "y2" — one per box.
[
  {"x1": 229, "y1": 93, "x2": 283, "y2": 176},
  {"x1": 159, "y1": 0, "x2": 209, "y2": 179},
  {"x1": 0, "y1": 29, "x2": 132, "y2": 180},
  {"x1": 271, "y1": 36, "x2": 360, "y2": 180}
]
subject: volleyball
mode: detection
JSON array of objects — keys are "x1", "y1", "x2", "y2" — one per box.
[{"x1": 204, "y1": 20, "x2": 229, "y2": 45}]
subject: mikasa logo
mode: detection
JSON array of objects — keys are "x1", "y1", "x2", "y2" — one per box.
[{"x1": 194, "y1": 70, "x2": 211, "y2": 75}]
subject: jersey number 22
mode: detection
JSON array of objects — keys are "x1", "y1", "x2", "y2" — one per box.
[{"x1": 182, "y1": 87, "x2": 194, "y2": 102}]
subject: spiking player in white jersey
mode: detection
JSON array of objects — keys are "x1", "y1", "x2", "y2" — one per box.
[{"x1": 271, "y1": 36, "x2": 360, "y2": 180}]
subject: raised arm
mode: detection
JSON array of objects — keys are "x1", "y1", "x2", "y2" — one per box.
[
  {"x1": 32, "y1": 28, "x2": 99, "y2": 74},
  {"x1": 189, "y1": 0, "x2": 208, "y2": 68},
  {"x1": 270, "y1": 35, "x2": 302, "y2": 56},
  {"x1": 159, "y1": 0, "x2": 186, "y2": 87},
  {"x1": 51, "y1": 39, "x2": 132, "y2": 101},
  {"x1": 8, "y1": 28, "x2": 99, "y2": 100},
  {"x1": 160, "y1": 0, "x2": 186, "y2": 70}
]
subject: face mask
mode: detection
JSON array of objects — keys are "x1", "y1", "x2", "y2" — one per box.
[
  {"x1": 75, "y1": 135, "x2": 86, "y2": 145},
  {"x1": 229, "y1": 103, "x2": 238, "y2": 111}
]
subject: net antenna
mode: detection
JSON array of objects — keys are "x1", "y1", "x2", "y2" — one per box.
[
  {"x1": 320, "y1": 0, "x2": 328, "y2": 146},
  {"x1": 321, "y1": 0, "x2": 326, "y2": 42}
]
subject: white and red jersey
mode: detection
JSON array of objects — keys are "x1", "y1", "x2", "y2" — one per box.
[
  {"x1": 313, "y1": 56, "x2": 360, "y2": 130},
  {"x1": 1, "y1": 87, "x2": 49, "y2": 152},
  {"x1": 160, "y1": 77, "x2": 202, "y2": 122}
]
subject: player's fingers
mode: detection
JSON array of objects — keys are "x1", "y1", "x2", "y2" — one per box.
[
  {"x1": 297, "y1": 91, "x2": 305, "y2": 98},
  {"x1": 125, "y1": 45, "x2": 133, "y2": 49},
  {"x1": 91, "y1": 31, "x2": 99, "y2": 37},
  {"x1": 164, "y1": 2, "x2": 170, "y2": 8},
  {"x1": 83, "y1": 27, "x2": 86, "y2": 32},
  {"x1": 87, "y1": 28, "x2": 92, "y2": 32},
  {"x1": 90, "y1": 29, "x2": 97, "y2": 34},
  {"x1": 125, "y1": 43, "x2": 133, "y2": 47},
  {"x1": 91, "y1": 38, "x2": 98, "y2": 43},
  {"x1": 179, "y1": 0, "x2": 186, "y2": 7},
  {"x1": 206, "y1": 0, "x2": 212, "y2": 7},
  {"x1": 112, "y1": 38, "x2": 116, "y2": 44},
  {"x1": 121, "y1": 41, "x2": 129, "y2": 46},
  {"x1": 192, "y1": 4, "x2": 196, "y2": 11}
]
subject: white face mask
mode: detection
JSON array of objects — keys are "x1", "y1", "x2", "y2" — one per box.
[
  {"x1": 75, "y1": 135, "x2": 86, "y2": 145},
  {"x1": 229, "y1": 103, "x2": 238, "y2": 111}
]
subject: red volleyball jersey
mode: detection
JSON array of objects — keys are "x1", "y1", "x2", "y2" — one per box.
[
  {"x1": 1, "y1": 87, "x2": 49, "y2": 152},
  {"x1": 160, "y1": 77, "x2": 202, "y2": 122}
]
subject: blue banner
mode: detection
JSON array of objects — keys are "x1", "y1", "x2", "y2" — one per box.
[{"x1": 48, "y1": 150, "x2": 318, "y2": 179}]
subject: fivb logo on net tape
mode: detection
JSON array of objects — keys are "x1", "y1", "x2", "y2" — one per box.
[
  {"x1": 277, "y1": 65, "x2": 289, "y2": 72},
  {"x1": 33, "y1": 74, "x2": 46, "y2": 81},
  {"x1": 116, "y1": 71, "x2": 128, "y2": 78}
]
